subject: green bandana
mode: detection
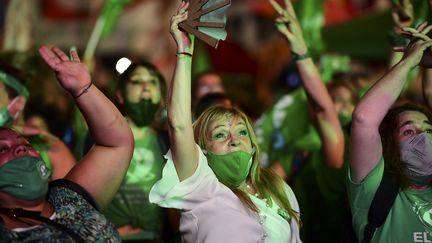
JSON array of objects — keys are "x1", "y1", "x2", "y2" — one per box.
[
  {"x1": 0, "y1": 70, "x2": 29, "y2": 98},
  {"x1": 206, "y1": 150, "x2": 253, "y2": 187},
  {"x1": 0, "y1": 156, "x2": 51, "y2": 200},
  {"x1": 0, "y1": 107, "x2": 13, "y2": 126}
]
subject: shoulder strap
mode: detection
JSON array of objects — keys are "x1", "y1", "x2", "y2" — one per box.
[
  {"x1": 361, "y1": 172, "x2": 399, "y2": 243},
  {"x1": 0, "y1": 207, "x2": 84, "y2": 243}
]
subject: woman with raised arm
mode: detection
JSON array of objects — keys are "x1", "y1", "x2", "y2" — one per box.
[
  {"x1": 269, "y1": 0, "x2": 344, "y2": 169},
  {"x1": 149, "y1": 2, "x2": 301, "y2": 242},
  {"x1": 0, "y1": 46, "x2": 134, "y2": 242},
  {"x1": 349, "y1": 23, "x2": 432, "y2": 242},
  {"x1": 269, "y1": 0, "x2": 348, "y2": 242}
]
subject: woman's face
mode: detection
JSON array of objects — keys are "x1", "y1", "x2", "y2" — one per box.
[
  {"x1": 0, "y1": 129, "x2": 40, "y2": 167},
  {"x1": 125, "y1": 66, "x2": 161, "y2": 104},
  {"x1": 205, "y1": 115, "x2": 253, "y2": 155},
  {"x1": 330, "y1": 85, "x2": 354, "y2": 117},
  {"x1": 195, "y1": 74, "x2": 225, "y2": 99},
  {"x1": 396, "y1": 110, "x2": 432, "y2": 142}
]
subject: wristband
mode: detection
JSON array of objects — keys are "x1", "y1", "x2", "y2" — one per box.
[
  {"x1": 73, "y1": 82, "x2": 93, "y2": 99},
  {"x1": 291, "y1": 51, "x2": 310, "y2": 61},
  {"x1": 176, "y1": 52, "x2": 193, "y2": 57}
]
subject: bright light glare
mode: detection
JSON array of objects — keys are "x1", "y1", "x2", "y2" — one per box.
[{"x1": 116, "y1": 57, "x2": 132, "y2": 74}]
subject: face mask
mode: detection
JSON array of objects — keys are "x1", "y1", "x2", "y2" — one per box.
[
  {"x1": 123, "y1": 99, "x2": 160, "y2": 127},
  {"x1": 338, "y1": 113, "x2": 352, "y2": 127},
  {"x1": 400, "y1": 132, "x2": 432, "y2": 185},
  {"x1": 206, "y1": 150, "x2": 253, "y2": 187},
  {"x1": 0, "y1": 107, "x2": 13, "y2": 126},
  {"x1": 0, "y1": 156, "x2": 51, "y2": 200}
]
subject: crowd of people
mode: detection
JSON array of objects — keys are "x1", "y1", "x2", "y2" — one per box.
[{"x1": 1, "y1": 0, "x2": 432, "y2": 242}]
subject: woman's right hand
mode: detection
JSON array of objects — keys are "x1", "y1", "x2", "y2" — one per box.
[
  {"x1": 269, "y1": 0, "x2": 308, "y2": 55},
  {"x1": 170, "y1": 1, "x2": 194, "y2": 54}
]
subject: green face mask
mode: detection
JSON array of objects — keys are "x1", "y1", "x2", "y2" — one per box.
[
  {"x1": 0, "y1": 156, "x2": 51, "y2": 201},
  {"x1": 0, "y1": 107, "x2": 13, "y2": 127},
  {"x1": 206, "y1": 150, "x2": 253, "y2": 187},
  {"x1": 123, "y1": 99, "x2": 160, "y2": 127}
]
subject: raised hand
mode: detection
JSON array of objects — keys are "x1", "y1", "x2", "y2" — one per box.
[
  {"x1": 170, "y1": 1, "x2": 195, "y2": 54},
  {"x1": 269, "y1": 0, "x2": 307, "y2": 55},
  {"x1": 391, "y1": 0, "x2": 413, "y2": 30},
  {"x1": 395, "y1": 23, "x2": 432, "y2": 68},
  {"x1": 38, "y1": 45, "x2": 91, "y2": 98}
]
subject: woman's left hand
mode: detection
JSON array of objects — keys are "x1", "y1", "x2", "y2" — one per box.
[{"x1": 170, "y1": 1, "x2": 195, "y2": 54}]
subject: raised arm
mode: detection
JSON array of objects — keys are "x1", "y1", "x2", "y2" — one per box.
[
  {"x1": 167, "y1": 1, "x2": 199, "y2": 181},
  {"x1": 350, "y1": 23, "x2": 432, "y2": 182},
  {"x1": 421, "y1": 44, "x2": 432, "y2": 107},
  {"x1": 269, "y1": 0, "x2": 344, "y2": 168},
  {"x1": 38, "y1": 45, "x2": 134, "y2": 208}
]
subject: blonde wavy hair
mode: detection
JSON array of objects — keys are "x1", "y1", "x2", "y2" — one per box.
[{"x1": 193, "y1": 106, "x2": 299, "y2": 224}]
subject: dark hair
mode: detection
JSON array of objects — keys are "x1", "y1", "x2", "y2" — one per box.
[
  {"x1": 379, "y1": 102, "x2": 432, "y2": 187},
  {"x1": 191, "y1": 71, "x2": 222, "y2": 99},
  {"x1": 117, "y1": 61, "x2": 166, "y2": 100},
  {"x1": 23, "y1": 102, "x2": 68, "y2": 138},
  {"x1": 327, "y1": 72, "x2": 360, "y2": 104},
  {"x1": 194, "y1": 92, "x2": 233, "y2": 118}
]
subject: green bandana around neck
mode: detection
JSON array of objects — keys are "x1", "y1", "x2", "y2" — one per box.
[{"x1": 0, "y1": 70, "x2": 29, "y2": 98}]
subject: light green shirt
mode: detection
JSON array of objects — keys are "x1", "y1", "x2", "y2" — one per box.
[
  {"x1": 348, "y1": 158, "x2": 432, "y2": 243},
  {"x1": 103, "y1": 130, "x2": 166, "y2": 240}
]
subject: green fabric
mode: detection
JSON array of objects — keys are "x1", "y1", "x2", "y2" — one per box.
[
  {"x1": 294, "y1": 0, "x2": 325, "y2": 56},
  {"x1": 348, "y1": 158, "x2": 432, "y2": 242},
  {"x1": 319, "y1": 54, "x2": 350, "y2": 83},
  {"x1": 103, "y1": 130, "x2": 165, "y2": 240},
  {"x1": 0, "y1": 70, "x2": 29, "y2": 97},
  {"x1": 293, "y1": 128, "x2": 350, "y2": 243},
  {"x1": 72, "y1": 105, "x2": 88, "y2": 160},
  {"x1": 0, "y1": 107, "x2": 13, "y2": 127},
  {"x1": 255, "y1": 89, "x2": 314, "y2": 174},
  {"x1": 29, "y1": 135, "x2": 52, "y2": 170},
  {"x1": 100, "y1": 0, "x2": 133, "y2": 36},
  {"x1": 322, "y1": 0, "x2": 431, "y2": 60},
  {"x1": 192, "y1": 42, "x2": 213, "y2": 76}
]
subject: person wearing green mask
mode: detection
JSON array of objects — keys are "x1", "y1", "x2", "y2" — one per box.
[
  {"x1": 0, "y1": 45, "x2": 134, "y2": 242},
  {"x1": 0, "y1": 61, "x2": 76, "y2": 180},
  {"x1": 149, "y1": 2, "x2": 301, "y2": 242},
  {"x1": 104, "y1": 60, "x2": 180, "y2": 242}
]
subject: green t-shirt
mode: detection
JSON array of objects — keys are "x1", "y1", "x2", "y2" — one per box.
[
  {"x1": 103, "y1": 129, "x2": 166, "y2": 240},
  {"x1": 348, "y1": 158, "x2": 432, "y2": 243},
  {"x1": 254, "y1": 90, "x2": 314, "y2": 174}
]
